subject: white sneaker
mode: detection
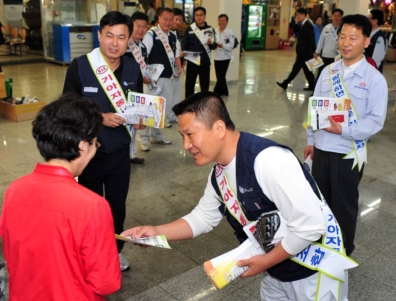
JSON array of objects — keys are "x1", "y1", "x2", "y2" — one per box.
[
  {"x1": 119, "y1": 253, "x2": 130, "y2": 272},
  {"x1": 140, "y1": 143, "x2": 150, "y2": 152}
]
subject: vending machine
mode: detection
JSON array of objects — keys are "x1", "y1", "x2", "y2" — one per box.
[
  {"x1": 265, "y1": 5, "x2": 280, "y2": 49},
  {"x1": 244, "y1": 3, "x2": 267, "y2": 50}
]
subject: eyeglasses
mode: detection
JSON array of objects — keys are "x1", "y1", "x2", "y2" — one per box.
[{"x1": 95, "y1": 141, "x2": 101, "y2": 149}]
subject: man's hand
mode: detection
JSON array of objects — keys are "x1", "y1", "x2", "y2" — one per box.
[
  {"x1": 313, "y1": 53, "x2": 318, "y2": 60},
  {"x1": 324, "y1": 116, "x2": 342, "y2": 135},
  {"x1": 237, "y1": 254, "x2": 269, "y2": 277},
  {"x1": 121, "y1": 225, "x2": 159, "y2": 239},
  {"x1": 304, "y1": 145, "x2": 314, "y2": 160},
  {"x1": 217, "y1": 43, "x2": 223, "y2": 48},
  {"x1": 207, "y1": 38, "x2": 212, "y2": 44},
  {"x1": 174, "y1": 67, "x2": 182, "y2": 78},
  {"x1": 143, "y1": 76, "x2": 151, "y2": 85},
  {"x1": 133, "y1": 118, "x2": 146, "y2": 130},
  {"x1": 179, "y1": 51, "x2": 185, "y2": 58},
  {"x1": 102, "y1": 112, "x2": 125, "y2": 128}
]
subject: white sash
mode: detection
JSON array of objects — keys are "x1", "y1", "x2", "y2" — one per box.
[
  {"x1": 191, "y1": 22, "x2": 212, "y2": 61},
  {"x1": 151, "y1": 26, "x2": 178, "y2": 76},
  {"x1": 214, "y1": 164, "x2": 253, "y2": 226},
  {"x1": 87, "y1": 48, "x2": 132, "y2": 137},
  {"x1": 328, "y1": 24, "x2": 338, "y2": 42},
  {"x1": 215, "y1": 163, "x2": 358, "y2": 301},
  {"x1": 128, "y1": 40, "x2": 146, "y2": 76},
  {"x1": 328, "y1": 67, "x2": 367, "y2": 171}
]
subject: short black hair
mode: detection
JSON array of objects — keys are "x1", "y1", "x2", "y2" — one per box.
[
  {"x1": 132, "y1": 11, "x2": 148, "y2": 23},
  {"x1": 32, "y1": 93, "x2": 103, "y2": 162},
  {"x1": 172, "y1": 92, "x2": 235, "y2": 131},
  {"x1": 194, "y1": 6, "x2": 206, "y2": 15},
  {"x1": 370, "y1": 9, "x2": 384, "y2": 26},
  {"x1": 296, "y1": 8, "x2": 307, "y2": 15},
  {"x1": 332, "y1": 8, "x2": 344, "y2": 16},
  {"x1": 158, "y1": 7, "x2": 174, "y2": 16},
  {"x1": 173, "y1": 8, "x2": 183, "y2": 17},
  {"x1": 99, "y1": 11, "x2": 132, "y2": 37},
  {"x1": 218, "y1": 14, "x2": 229, "y2": 21},
  {"x1": 315, "y1": 16, "x2": 323, "y2": 22},
  {"x1": 338, "y1": 14, "x2": 372, "y2": 38}
]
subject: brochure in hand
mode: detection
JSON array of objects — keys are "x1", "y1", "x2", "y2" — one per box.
[
  {"x1": 116, "y1": 91, "x2": 166, "y2": 129},
  {"x1": 307, "y1": 96, "x2": 351, "y2": 130},
  {"x1": 305, "y1": 56, "x2": 324, "y2": 72}
]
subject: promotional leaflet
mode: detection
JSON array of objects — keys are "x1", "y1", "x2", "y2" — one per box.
[
  {"x1": 307, "y1": 97, "x2": 351, "y2": 130},
  {"x1": 119, "y1": 91, "x2": 166, "y2": 128},
  {"x1": 305, "y1": 56, "x2": 324, "y2": 72}
]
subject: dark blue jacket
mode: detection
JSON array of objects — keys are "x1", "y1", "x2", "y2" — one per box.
[
  {"x1": 76, "y1": 55, "x2": 140, "y2": 153},
  {"x1": 211, "y1": 132, "x2": 320, "y2": 282}
]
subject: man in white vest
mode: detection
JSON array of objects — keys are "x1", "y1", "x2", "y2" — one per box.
[
  {"x1": 305, "y1": 14, "x2": 388, "y2": 256},
  {"x1": 138, "y1": 7, "x2": 182, "y2": 152}
]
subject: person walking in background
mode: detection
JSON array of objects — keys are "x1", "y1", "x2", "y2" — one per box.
[
  {"x1": 277, "y1": 8, "x2": 315, "y2": 91},
  {"x1": 313, "y1": 16, "x2": 323, "y2": 46},
  {"x1": 366, "y1": 9, "x2": 388, "y2": 73},
  {"x1": 214, "y1": 14, "x2": 235, "y2": 97},
  {"x1": 314, "y1": 9, "x2": 343, "y2": 81},
  {"x1": 182, "y1": 6, "x2": 217, "y2": 98},
  {"x1": 0, "y1": 93, "x2": 121, "y2": 300}
]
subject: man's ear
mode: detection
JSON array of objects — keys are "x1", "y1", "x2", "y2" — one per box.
[
  {"x1": 364, "y1": 37, "x2": 371, "y2": 49},
  {"x1": 214, "y1": 120, "x2": 227, "y2": 139}
]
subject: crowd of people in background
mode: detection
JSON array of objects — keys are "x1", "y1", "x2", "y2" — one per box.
[{"x1": 0, "y1": 3, "x2": 391, "y2": 301}]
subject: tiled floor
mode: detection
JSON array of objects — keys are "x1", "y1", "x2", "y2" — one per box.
[{"x1": 0, "y1": 48, "x2": 396, "y2": 301}]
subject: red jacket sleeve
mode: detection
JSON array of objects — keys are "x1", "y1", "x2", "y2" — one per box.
[{"x1": 80, "y1": 200, "x2": 121, "y2": 296}]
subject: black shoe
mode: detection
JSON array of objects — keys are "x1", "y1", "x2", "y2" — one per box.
[
  {"x1": 303, "y1": 87, "x2": 314, "y2": 91},
  {"x1": 131, "y1": 157, "x2": 145, "y2": 164},
  {"x1": 276, "y1": 82, "x2": 287, "y2": 90}
]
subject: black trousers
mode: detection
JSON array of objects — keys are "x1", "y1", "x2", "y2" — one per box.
[
  {"x1": 214, "y1": 59, "x2": 230, "y2": 96},
  {"x1": 312, "y1": 148, "x2": 364, "y2": 256},
  {"x1": 185, "y1": 61, "x2": 210, "y2": 98},
  {"x1": 79, "y1": 148, "x2": 131, "y2": 252},
  {"x1": 315, "y1": 56, "x2": 335, "y2": 86},
  {"x1": 283, "y1": 56, "x2": 315, "y2": 89}
]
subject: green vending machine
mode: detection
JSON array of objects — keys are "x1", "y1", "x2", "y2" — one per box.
[{"x1": 245, "y1": 4, "x2": 267, "y2": 50}]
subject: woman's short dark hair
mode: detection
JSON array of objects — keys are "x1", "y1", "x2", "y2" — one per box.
[
  {"x1": 172, "y1": 92, "x2": 235, "y2": 131},
  {"x1": 218, "y1": 14, "x2": 229, "y2": 21},
  {"x1": 99, "y1": 11, "x2": 132, "y2": 37},
  {"x1": 32, "y1": 93, "x2": 103, "y2": 162},
  {"x1": 338, "y1": 14, "x2": 372, "y2": 38}
]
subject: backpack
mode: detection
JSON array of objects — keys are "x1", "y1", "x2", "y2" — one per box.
[{"x1": 233, "y1": 36, "x2": 239, "y2": 49}]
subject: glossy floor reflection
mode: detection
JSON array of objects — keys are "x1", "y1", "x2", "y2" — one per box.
[{"x1": 0, "y1": 49, "x2": 396, "y2": 301}]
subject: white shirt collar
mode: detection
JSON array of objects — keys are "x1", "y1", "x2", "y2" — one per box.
[
  {"x1": 302, "y1": 18, "x2": 308, "y2": 25},
  {"x1": 341, "y1": 56, "x2": 364, "y2": 77}
]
